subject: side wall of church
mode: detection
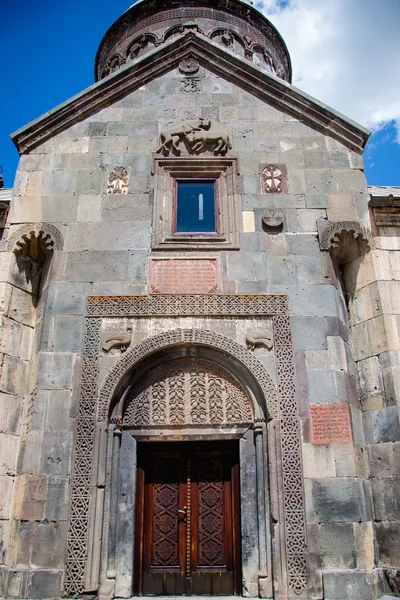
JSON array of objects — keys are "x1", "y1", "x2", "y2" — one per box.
[{"x1": 0, "y1": 64, "x2": 399, "y2": 598}]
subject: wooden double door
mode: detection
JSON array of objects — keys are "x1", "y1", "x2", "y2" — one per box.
[{"x1": 134, "y1": 442, "x2": 241, "y2": 595}]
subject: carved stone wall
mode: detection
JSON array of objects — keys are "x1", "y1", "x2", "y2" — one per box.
[{"x1": 63, "y1": 295, "x2": 308, "y2": 598}]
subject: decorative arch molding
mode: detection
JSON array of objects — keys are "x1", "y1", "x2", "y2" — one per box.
[
  {"x1": 6, "y1": 222, "x2": 64, "y2": 252},
  {"x1": 318, "y1": 219, "x2": 373, "y2": 258},
  {"x1": 98, "y1": 328, "x2": 277, "y2": 422}
]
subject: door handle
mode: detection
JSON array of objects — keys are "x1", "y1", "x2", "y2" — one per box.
[{"x1": 178, "y1": 506, "x2": 187, "y2": 524}]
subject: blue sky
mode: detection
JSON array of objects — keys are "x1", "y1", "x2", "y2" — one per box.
[{"x1": 1, "y1": 0, "x2": 399, "y2": 188}]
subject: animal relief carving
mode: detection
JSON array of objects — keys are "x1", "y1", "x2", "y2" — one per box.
[
  {"x1": 102, "y1": 327, "x2": 132, "y2": 353},
  {"x1": 157, "y1": 119, "x2": 231, "y2": 155},
  {"x1": 245, "y1": 332, "x2": 273, "y2": 351}
]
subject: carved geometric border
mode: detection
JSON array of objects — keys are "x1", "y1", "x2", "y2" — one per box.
[
  {"x1": 6, "y1": 222, "x2": 64, "y2": 252},
  {"x1": 63, "y1": 294, "x2": 308, "y2": 597}
]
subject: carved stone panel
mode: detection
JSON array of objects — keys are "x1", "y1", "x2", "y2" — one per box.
[
  {"x1": 122, "y1": 358, "x2": 253, "y2": 427},
  {"x1": 149, "y1": 258, "x2": 219, "y2": 294},
  {"x1": 107, "y1": 166, "x2": 128, "y2": 194},
  {"x1": 260, "y1": 164, "x2": 287, "y2": 194},
  {"x1": 310, "y1": 403, "x2": 353, "y2": 444},
  {"x1": 157, "y1": 119, "x2": 232, "y2": 156}
]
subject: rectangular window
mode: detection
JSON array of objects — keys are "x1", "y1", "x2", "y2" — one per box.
[{"x1": 175, "y1": 180, "x2": 216, "y2": 233}]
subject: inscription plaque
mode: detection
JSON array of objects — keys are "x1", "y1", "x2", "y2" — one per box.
[
  {"x1": 150, "y1": 258, "x2": 219, "y2": 294},
  {"x1": 372, "y1": 206, "x2": 400, "y2": 227},
  {"x1": 310, "y1": 403, "x2": 353, "y2": 444}
]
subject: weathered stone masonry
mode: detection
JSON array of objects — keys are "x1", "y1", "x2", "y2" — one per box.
[{"x1": 0, "y1": 1, "x2": 399, "y2": 599}]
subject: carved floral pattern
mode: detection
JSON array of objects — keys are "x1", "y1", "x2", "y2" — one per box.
[
  {"x1": 107, "y1": 166, "x2": 128, "y2": 194},
  {"x1": 123, "y1": 358, "x2": 253, "y2": 427}
]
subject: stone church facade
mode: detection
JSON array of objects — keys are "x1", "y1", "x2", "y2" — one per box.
[{"x1": 0, "y1": 1, "x2": 399, "y2": 599}]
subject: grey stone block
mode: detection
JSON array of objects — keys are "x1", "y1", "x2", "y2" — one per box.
[
  {"x1": 305, "y1": 477, "x2": 370, "y2": 523},
  {"x1": 46, "y1": 282, "x2": 92, "y2": 315},
  {"x1": 40, "y1": 431, "x2": 72, "y2": 476},
  {"x1": 306, "y1": 194, "x2": 330, "y2": 208},
  {"x1": 367, "y1": 443, "x2": 395, "y2": 478},
  {"x1": 286, "y1": 233, "x2": 319, "y2": 255},
  {"x1": 45, "y1": 476, "x2": 70, "y2": 521},
  {"x1": 372, "y1": 477, "x2": 400, "y2": 521},
  {"x1": 363, "y1": 407, "x2": 400, "y2": 444},
  {"x1": 101, "y1": 193, "x2": 152, "y2": 221},
  {"x1": 296, "y1": 255, "x2": 322, "y2": 284},
  {"x1": 375, "y1": 522, "x2": 400, "y2": 568},
  {"x1": 53, "y1": 315, "x2": 83, "y2": 352},
  {"x1": 307, "y1": 370, "x2": 345, "y2": 404},
  {"x1": 305, "y1": 169, "x2": 337, "y2": 194},
  {"x1": 75, "y1": 169, "x2": 103, "y2": 194},
  {"x1": 107, "y1": 121, "x2": 131, "y2": 136},
  {"x1": 266, "y1": 254, "x2": 296, "y2": 285},
  {"x1": 327, "y1": 151, "x2": 350, "y2": 169},
  {"x1": 37, "y1": 352, "x2": 76, "y2": 390},
  {"x1": 128, "y1": 250, "x2": 148, "y2": 282},
  {"x1": 42, "y1": 171, "x2": 77, "y2": 196},
  {"x1": 324, "y1": 570, "x2": 380, "y2": 600},
  {"x1": 64, "y1": 251, "x2": 129, "y2": 281},
  {"x1": 92, "y1": 281, "x2": 146, "y2": 295},
  {"x1": 292, "y1": 316, "x2": 327, "y2": 350},
  {"x1": 28, "y1": 569, "x2": 62, "y2": 599},
  {"x1": 319, "y1": 522, "x2": 356, "y2": 569},
  {"x1": 88, "y1": 122, "x2": 107, "y2": 136},
  {"x1": 289, "y1": 285, "x2": 338, "y2": 317},
  {"x1": 65, "y1": 221, "x2": 151, "y2": 251}
]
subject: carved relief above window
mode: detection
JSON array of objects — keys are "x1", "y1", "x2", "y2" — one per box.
[
  {"x1": 120, "y1": 358, "x2": 253, "y2": 427},
  {"x1": 261, "y1": 163, "x2": 287, "y2": 194}
]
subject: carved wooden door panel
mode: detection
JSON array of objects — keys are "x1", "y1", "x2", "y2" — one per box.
[{"x1": 135, "y1": 443, "x2": 240, "y2": 596}]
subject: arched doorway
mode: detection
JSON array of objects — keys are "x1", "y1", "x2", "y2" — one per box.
[{"x1": 99, "y1": 348, "x2": 271, "y2": 598}]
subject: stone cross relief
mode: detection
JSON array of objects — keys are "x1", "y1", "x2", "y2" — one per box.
[{"x1": 157, "y1": 118, "x2": 232, "y2": 155}]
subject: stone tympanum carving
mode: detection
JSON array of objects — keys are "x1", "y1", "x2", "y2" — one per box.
[
  {"x1": 157, "y1": 119, "x2": 231, "y2": 155},
  {"x1": 102, "y1": 327, "x2": 132, "y2": 353},
  {"x1": 245, "y1": 332, "x2": 273, "y2": 351},
  {"x1": 107, "y1": 166, "x2": 128, "y2": 194}
]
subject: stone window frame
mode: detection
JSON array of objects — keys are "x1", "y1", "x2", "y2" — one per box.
[{"x1": 151, "y1": 155, "x2": 240, "y2": 250}]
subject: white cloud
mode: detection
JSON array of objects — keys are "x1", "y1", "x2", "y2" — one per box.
[{"x1": 256, "y1": 0, "x2": 400, "y2": 135}]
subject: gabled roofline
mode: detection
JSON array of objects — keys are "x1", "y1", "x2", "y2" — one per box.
[{"x1": 11, "y1": 32, "x2": 370, "y2": 155}]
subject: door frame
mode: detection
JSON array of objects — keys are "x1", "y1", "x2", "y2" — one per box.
[
  {"x1": 101, "y1": 423, "x2": 271, "y2": 598},
  {"x1": 134, "y1": 441, "x2": 242, "y2": 596}
]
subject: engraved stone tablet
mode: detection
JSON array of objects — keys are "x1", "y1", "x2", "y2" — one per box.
[
  {"x1": 310, "y1": 403, "x2": 353, "y2": 444},
  {"x1": 150, "y1": 258, "x2": 219, "y2": 294}
]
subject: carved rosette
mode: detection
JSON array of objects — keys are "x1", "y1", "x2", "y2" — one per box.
[
  {"x1": 262, "y1": 210, "x2": 284, "y2": 228},
  {"x1": 179, "y1": 56, "x2": 200, "y2": 74}
]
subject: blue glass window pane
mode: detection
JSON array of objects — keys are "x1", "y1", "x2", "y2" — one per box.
[{"x1": 176, "y1": 181, "x2": 215, "y2": 233}]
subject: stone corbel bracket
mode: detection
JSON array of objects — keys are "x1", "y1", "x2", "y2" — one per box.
[
  {"x1": 6, "y1": 223, "x2": 64, "y2": 298},
  {"x1": 318, "y1": 219, "x2": 373, "y2": 263}
]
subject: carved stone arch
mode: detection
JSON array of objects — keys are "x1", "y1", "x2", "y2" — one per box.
[
  {"x1": 318, "y1": 219, "x2": 373, "y2": 263},
  {"x1": 102, "y1": 53, "x2": 126, "y2": 77},
  {"x1": 126, "y1": 33, "x2": 158, "y2": 60},
  {"x1": 6, "y1": 223, "x2": 64, "y2": 300},
  {"x1": 208, "y1": 27, "x2": 246, "y2": 56},
  {"x1": 98, "y1": 328, "x2": 277, "y2": 423},
  {"x1": 6, "y1": 222, "x2": 64, "y2": 252},
  {"x1": 162, "y1": 23, "x2": 204, "y2": 44}
]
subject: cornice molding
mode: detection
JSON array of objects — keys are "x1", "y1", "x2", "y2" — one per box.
[{"x1": 11, "y1": 33, "x2": 370, "y2": 155}]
